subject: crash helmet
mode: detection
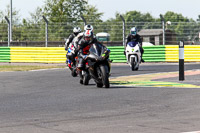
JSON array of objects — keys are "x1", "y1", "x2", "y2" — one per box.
[
  {"x1": 84, "y1": 30, "x2": 94, "y2": 43},
  {"x1": 130, "y1": 27, "x2": 137, "y2": 36},
  {"x1": 73, "y1": 27, "x2": 81, "y2": 35},
  {"x1": 84, "y1": 24, "x2": 93, "y2": 32}
]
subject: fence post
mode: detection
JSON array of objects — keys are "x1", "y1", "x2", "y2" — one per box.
[
  {"x1": 120, "y1": 15, "x2": 126, "y2": 49},
  {"x1": 160, "y1": 14, "x2": 165, "y2": 45},
  {"x1": 5, "y1": 16, "x2": 10, "y2": 47},
  {"x1": 43, "y1": 16, "x2": 48, "y2": 47},
  {"x1": 81, "y1": 16, "x2": 87, "y2": 26},
  {"x1": 179, "y1": 41, "x2": 185, "y2": 81},
  {"x1": 10, "y1": 0, "x2": 12, "y2": 42}
]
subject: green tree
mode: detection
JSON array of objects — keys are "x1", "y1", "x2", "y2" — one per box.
[
  {"x1": 163, "y1": 11, "x2": 196, "y2": 42},
  {"x1": 105, "y1": 11, "x2": 157, "y2": 41},
  {"x1": 0, "y1": 5, "x2": 20, "y2": 41},
  {"x1": 163, "y1": 11, "x2": 189, "y2": 22},
  {"x1": 40, "y1": 0, "x2": 88, "y2": 40}
]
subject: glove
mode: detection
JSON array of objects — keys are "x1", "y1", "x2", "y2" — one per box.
[
  {"x1": 65, "y1": 46, "x2": 68, "y2": 51},
  {"x1": 83, "y1": 55, "x2": 88, "y2": 60}
]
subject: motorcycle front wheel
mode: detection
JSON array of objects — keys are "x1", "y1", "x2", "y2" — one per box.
[
  {"x1": 130, "y1": 57, "x2": 138, "y2": 71},
  {"x1": 100, "y1": 65, "x2": 110, "y2": 88},
  {"x1": 71, "y1": 67, "x2": 77, "y2": 77},
  {"x1": 83, "y1": 71, "x2": 90, "y2": 85}
]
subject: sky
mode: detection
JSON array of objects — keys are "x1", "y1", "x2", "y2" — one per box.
[{"x1": 0, "y1": 0, "x2": 200, "y2": 21}]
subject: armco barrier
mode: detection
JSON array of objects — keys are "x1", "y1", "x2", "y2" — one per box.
[
  {"x1": 165, "y1": 45, "x2": 200, "y2": 62},
  {"x1": 143, "y1": 45, "x2": 165, "y2": 62},
  {"x1": 107, "y1": 45, "x2": 165, "y2": 63},
  {"x1": 0, "y1": 47, "x2": 10, "y2": 62},
  {"x1": 107, "y1": 46, "x2": 126, "y2": 63},
  {"x1": 10, "y1": 47, "x2": 66, "y2": 63},
  {"x1": 0, "y1": 45, "x2": 199, "y2": 63}
]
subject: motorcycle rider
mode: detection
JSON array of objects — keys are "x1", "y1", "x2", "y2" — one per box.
[
  {"x1": 76, "y1": 29, "x2": 99, "y2": 71},
  {"x1": 65, "y1": 25, "x2": 94, "y2": 69},
  {"x1": 77, "y1": 27, "x2": 111, "y2": 84},
  {"x1": 65, "y1": 27, "x2": 82, "y2": 50},
  {"x1": 72, "y1": 24, "x2": 94, "y2": 48},
  {"x1": 65, "y1": 27, "x2": 82, "y2": 69},
  {"x1": 65, "y1": 25, "x2": 94, "y2": 50},
  {"x1": 125, "y1": 27, "x2": 144, "y2": 62},
  {"x1": 84, "y1": 24, "x2": 93, "y2": 31}
]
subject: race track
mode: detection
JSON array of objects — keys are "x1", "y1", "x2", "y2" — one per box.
[{"x1": 0, "y1": 63, "x2": 200, "y2": 133}]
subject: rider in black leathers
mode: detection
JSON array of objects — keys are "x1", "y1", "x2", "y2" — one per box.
[
  {"x1": 125, "y1": 27, "x2": 144, "y2": 62},
  {"x1": 77, "y1": 29, "x2": 101, "y2": 70}
]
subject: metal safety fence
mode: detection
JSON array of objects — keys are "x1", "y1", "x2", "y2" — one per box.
[{"x1": 1, "y1": 20, "x2": 200, "y2": 46}]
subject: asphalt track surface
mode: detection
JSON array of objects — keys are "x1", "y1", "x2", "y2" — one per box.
[{"x1": 0, "y1": 62, "x2": 200, "y2": 133}]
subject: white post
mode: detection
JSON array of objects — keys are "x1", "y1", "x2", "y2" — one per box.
[{"x1": 179, "y1": 41, "x2": 184, "y2": 81}]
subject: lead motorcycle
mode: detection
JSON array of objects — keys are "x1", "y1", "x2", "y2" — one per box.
[{"x1": 79, "y1": 43, "x2": 111, "y2": 88}]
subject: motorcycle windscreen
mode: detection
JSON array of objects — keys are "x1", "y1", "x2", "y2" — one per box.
[
  {"x1": 89, "y1": 43, "x2": 105, "y2": 56},
  {"x1": 127, "y1": 41, "x2": 138, "y2": 47}
]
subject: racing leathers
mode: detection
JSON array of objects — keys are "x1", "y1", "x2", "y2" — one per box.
[
  {"x1": 65, "y1": 32, "x2": 83, "y2": 66},
  {"x1": 77, "y1": 38, "x2": 101, "y2": 70},
  {"x1": 65, "y1": 33, "x2": 76, "y2": 50}
]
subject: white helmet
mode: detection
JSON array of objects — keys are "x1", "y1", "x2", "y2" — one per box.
[
  {"x1": 84, "y1": 24, "x2": 93, "y2": 31},
  {"x1": 73, "y1": 27, "x2": 81, "y2": 34},
  {"x1": 130, "y1": 27, "x2": 137, "y2": 35}
]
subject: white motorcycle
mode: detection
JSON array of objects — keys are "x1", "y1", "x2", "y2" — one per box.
[{"x1": 125, "y1": 41, "x2": 142, "y2": 71}]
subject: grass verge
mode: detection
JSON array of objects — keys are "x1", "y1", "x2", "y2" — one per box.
[{"x1": 0, "y1": 65, "x2": 66, "y2": 72}]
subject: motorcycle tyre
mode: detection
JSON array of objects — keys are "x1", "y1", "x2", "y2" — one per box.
[
  {"x1": 96, "y1": 82, "x2": 103, "y2": 88},
  {"x1": 131, "y1": 58, "x2": 136, "y2": 71},
  {"x1": 83, "y1": 71, "x2": 90, "y2": 85},
  {"x1": 78, "y1": 71, "x2": 83, "y2": 84},
  {"x1": 71, "y1": 68, "x2": 77, "y2": 77},
  {"x1": 100, "y1": 65, "x2": 110, "y2": 88}
]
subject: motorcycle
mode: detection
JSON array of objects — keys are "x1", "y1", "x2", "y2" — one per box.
[
  {"x1": 79, "y1": 43, "x2": 111, "y2": 88},
  {"x1": 65, "y1": 38, "x2": 79, "y2": 77},
  {"x1": 125, "y1": 41, "x2": 141, "y2": 71}
]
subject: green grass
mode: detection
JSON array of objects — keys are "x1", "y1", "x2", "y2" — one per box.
[{"x1": 0, "y1": 65, "x2": 66, "y2": 72}]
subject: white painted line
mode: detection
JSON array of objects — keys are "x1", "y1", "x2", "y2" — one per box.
[
  {"x1": 29, "y1": 68, "x2": 63, "y2": 71},
  {"x1": 182, "y1": 131, "x2": 200, "y2": 133}
]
